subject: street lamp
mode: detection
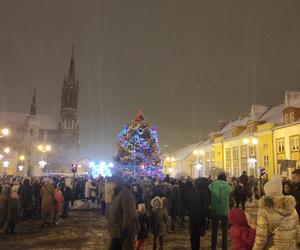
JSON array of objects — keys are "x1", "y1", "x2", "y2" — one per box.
[
  {"x1": 38, "y1": 144, "x2": 51, "y2": 153},
  {"x1": 1, "y1": 128, "x2": 9, "y2": 137},
  {"x1": 3, "y1": 147, "x2": 10, "y2": 154},
  {"x1": 19, "y1": 155, "x2": 25, "y2": 161}
]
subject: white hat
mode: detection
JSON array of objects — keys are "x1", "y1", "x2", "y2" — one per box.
[{"x1": 264, "y1": 175, "x2": 282, "y2": 197}]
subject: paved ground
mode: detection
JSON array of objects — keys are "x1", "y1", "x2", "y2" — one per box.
[{"x1": 0, "y1": 205, "x2": 258, "y2": 250}]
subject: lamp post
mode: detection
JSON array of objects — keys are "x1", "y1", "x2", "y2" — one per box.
[
  {"x1": 165, "y1": 156, "x2": 176, "y2": 177},
  {"x1": 193, "y1": 150, "x2": 204, "y2": 177},
  {"x1": 38, "y1": 144, "x2": 51, "y2": 175}
]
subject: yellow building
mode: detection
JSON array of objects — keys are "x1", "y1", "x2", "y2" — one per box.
[{"x1": 166, "y1": 91, "x2": 300, "y2": 178}]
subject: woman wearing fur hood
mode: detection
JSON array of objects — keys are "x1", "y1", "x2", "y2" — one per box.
[{"x1": 253, "y1": 175, "x2": 300, "y2": 250}]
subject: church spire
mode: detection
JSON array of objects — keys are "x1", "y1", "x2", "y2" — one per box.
[
  {"x1": 30, "y1": 88, "x2": 37, "y2": 116},
  {"x1": 68, "y1": 45, "x2": 76, "y2": 82}
]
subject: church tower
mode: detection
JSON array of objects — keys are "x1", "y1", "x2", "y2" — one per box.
[{"x1": 60, "y1": 46, "x2": 79, "y2": 145}]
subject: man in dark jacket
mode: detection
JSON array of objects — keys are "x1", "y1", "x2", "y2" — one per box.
[
  {"x1": 19, "y1": 179, "x2": 33, "y2": 219},
  {"x1": 188, "y1": 178, "x2": 210, "y2": 250},
  {"x1": 0, "y1": 186, "x2": 10, "y2": 228},
  {"x1": 108, "y1": 175, "x2": 137, "y2": 250},
  {"x1": 169, "y1": 184, "x2": 181, "y2": 231},
  {"x1": 62, "y1": 186, "x2": 72, "y2": 218},
  {"x1": 292, "y1": 169, "x2": 300, "y2": 220}
]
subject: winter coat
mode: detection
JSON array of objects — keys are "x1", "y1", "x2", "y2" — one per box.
[
  {"x1": 6, "y1": 197, "x2": 19, "y2": 223},
  {"x1": 188, "y1": 178, "x2": 211, "y2": 235},
  {"x1": 209, "y1": 180, "x2": 232, "y2": 216},
  {"x1": 150, "y1": 208, "x2": 169, "y2": 236},
  {"x1": 104, "y1": 181, "x2": 114, "y2": 204},
  {"x1": 292, "y1": 182, "x2": 300, "y2": 220},
  {"x1": 40, "y1": 184, "x2": 55, "y2": 215},
  {"x1": 169, "y1": 185, "x2": 181, "y2": 218},
  {"x1": 137, "y1": 213, "x2": 149, "y2": 240},
  {"x1": 63, "y1": 186, "x2": 72, "y2": 202},
  {"x1": 19, "y1": 181, "x2": 33, "y2": 208},
  {"x1": 0, "y1": 193, "x2": 9, "y2": 227},
  {"x1": 228, "y1": 208, "x2": 255, "y2": 250},
  {"x1": 85, "y1": 181, "x2": 95, "y2": 198},
  {"x1": 54, "y1": 189, "x2": 64, "y2": 214},
  {"x1": 108, "y1": 186, "x2": 137, "y2": 239},
  {"x1": 253, "y1": 195, "x2": 300, "y2": 250}
]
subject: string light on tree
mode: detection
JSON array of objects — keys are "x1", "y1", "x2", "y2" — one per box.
[{"x1": 114, "y1": 111, "x2": 162, "y2": 177}]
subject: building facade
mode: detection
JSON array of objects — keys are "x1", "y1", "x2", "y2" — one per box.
[
  {"x1": 164, "y1": 91, "x2": 300, "y2": 179},
  {"x1": 0, "y1": 47, "x2": 80, "y2": 176}
]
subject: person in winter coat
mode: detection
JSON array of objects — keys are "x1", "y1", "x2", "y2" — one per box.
[
  {"x1": 234, "y1": 179, "x2": 248, "y2": 210},
  {"x1": 132, "y1": 184, "x2": 144, "y2": 207},
  {"x1": 150, "y1": 196, "x2": 169, "y2": 250},
  {"x1": 0, "y1": 186, "x2": 10, "y2": 229},
  {"x1": 53, "y1": 186, "x2": 64, "y2": 224},
  {"x1": 253, "y1": 175, "x2": 300, "y2": 250},
  {"x1": 108, "y1": 175, "x2": 137, "y2": 250},
  {"x1": 188, "y1": 178, "x2": 210, "y2": 250},
  {"x1": 19, "y1": 178, "x2": 33, "y2": 219},
  {"x1": 40, "y1": 179, "x2": 55, "y2": 227},
  {"x1": 169, "y1": 184, "x2": 181, "y2": 231},
  {"x1": 228, "y1": 208, "x2": 256, "y2": 250},
  {"x1": 105, "y1": 178, "x2": 114, "y2": 218},
  {"x1": 5, "y1": 190, "x2": 19, "y2": 234},
  {"x1": 32, "y1": 179, "x2": 41, "y2": 217},
  {"x1": 136, "y1": 203, "x2": 149, "y2": 250},
  {"x1": 283, "y1": 181, "x2": 293, "y2": 196},
  {"x1": 292, "y1": 169, "x2": 300, "y2": 220},
  {"x1": 209, "y1": 172, "x2": 232, "y2": 250},
  {"x1": 62, "y1": 186, "x2": 72, "y2": 218}
]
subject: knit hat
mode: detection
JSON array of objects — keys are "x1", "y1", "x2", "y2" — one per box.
[{"x1": 264, "y1": 175, "x2": 282, "y2": 197}]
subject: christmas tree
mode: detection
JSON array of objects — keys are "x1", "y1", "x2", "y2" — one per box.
[{"x1": 114, "y1": 111, "x2": 162, "y2": 176}]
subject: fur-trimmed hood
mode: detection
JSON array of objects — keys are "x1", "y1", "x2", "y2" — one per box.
[{"x1": 258, "y1": 195, "x2": 296, "y2": 216}]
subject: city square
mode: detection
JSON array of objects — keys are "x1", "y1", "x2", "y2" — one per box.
[{"x1": 1, "y1": 1, "x2": 300, "y2": 250}]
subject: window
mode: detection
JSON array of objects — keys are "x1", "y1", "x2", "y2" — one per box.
[
  {"x1": 263, "y1": 143, "x2": 268, "y2": 149},
  {"x1": 241, "y1": 145, "x2": 247, "y2": 158},
  {"x1": 233, "y1": 147, "x2": 239, "y2": 160},
  {"x1": 285, "y1": 113, "x2": 290, "y2": 124},
  {"x1": 248, "y1": 124, "x2": 255, "y2": 133},
  {"x1": 249, "y1": 145, "x2": 256, "y2": 157},
  {"x1": 264, "y1": 155, "x2": 269, "y2": 167},
  {"x1": 276, "y1": 138, "x2": 285, "y2": 153},
  {"x1": 290, "y1": 112, "x2": 295, "y2": 123},
  {"x1": 226, "y1": 148, "x2": 231, "y2": 160},
  {"x1": 290, "y1": 135, "x2": 300, "y2": 152}
]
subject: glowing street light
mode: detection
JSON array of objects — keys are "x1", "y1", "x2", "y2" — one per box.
[
  {"x1": 2, "y1": 160, "x2": 9, "y2": 168},
  {"x1": 0, "y1": 154, "x2": 3, "y2": 160},
  {"x1": 1, "y1": 128, "x2": 9, "y2": 136},
  {"x1": 18, "y1": 165, "x2": 24, "y2": 171},
  {"x1": 243, "y1": 138, "x2": 250, "y2": 144},
  {"x1": 19, "y1": 155, "x2": 25, "y2": 161},
  {"x1": 38, "y1": 144, "x2": 51, "y2": 152},
  {"x1": 251, "y1": 138, "x2": 258, "y2": 145},
  {"x1": 3, "y1": 147, "x2": 10, "y2": 154}
]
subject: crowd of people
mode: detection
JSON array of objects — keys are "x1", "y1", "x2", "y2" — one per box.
[{"x1": 1, "y1": 170, "x2": 300, "y2": 250}]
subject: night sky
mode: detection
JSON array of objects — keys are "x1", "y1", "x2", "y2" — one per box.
[{"x1": 1, "y1": 0, "x2": 300, "y2": 161}]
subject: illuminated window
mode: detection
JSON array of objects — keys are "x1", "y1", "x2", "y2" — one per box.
[
  {"x1": 290, "y1": 135, "x2": 300, "y2": 152},
  {"x1": 233, "y1": 147, "x2": 239, "y2": 160},
  {"x1": 241, "y1": 145, "x2": 247, "y2": 158},
  {"x1": 264, "y1": 155, "x2": 269, "y2": 166},
  {"x1": 277, "y1": 138, "x2": 285, "y2": 153}
]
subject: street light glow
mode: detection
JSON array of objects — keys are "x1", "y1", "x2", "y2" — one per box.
[
  {"x1": 3, "y1": 147, "x2": 10, "y2": 154},
  {"x1": 196, "y1": 163, "x2": 202, "y2": 170},
  {"x1": 252, "y1": 138, "x2": 258, "y2": 145},
  {"x1": 1, "y1": 128, "x2": 9, "y2": 136},
  {"x1": 243, "y1": 138, "x2": 250, "y2": 144},
  {"x1": 18, "y1": 165, "x2": 24, "y2": 171},
  {"x1": 19, "y1": 155, "x2": 25, "y2": 161}
]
